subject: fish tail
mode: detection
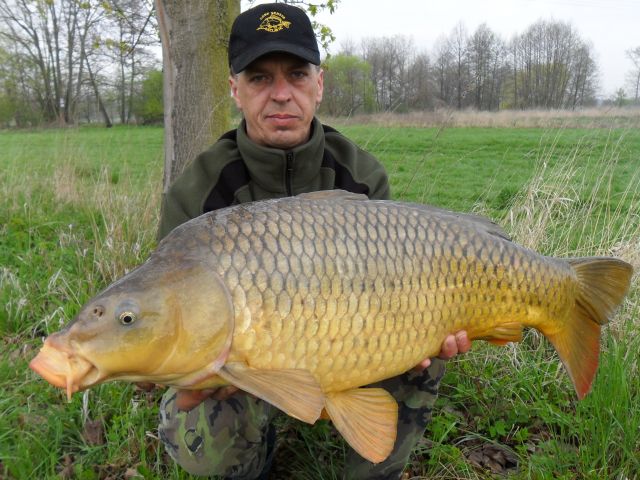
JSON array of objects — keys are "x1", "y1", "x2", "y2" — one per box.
[{"x1": 547, "y1": 257, "x2": 633, "y2": 399}]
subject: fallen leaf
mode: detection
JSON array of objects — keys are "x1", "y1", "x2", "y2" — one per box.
[
  {"x1": 124, "y1": 467, "x2": 144, "y2": 478},
  {"x1": 57, "y1": 454, "x2": 74, "y2": 479},
  {"x1": 82, "y1": 418, "x2": 104, "y2": 446},
  {"x1": 465, "y1": 443, "x2": 518, "y2": 474}
]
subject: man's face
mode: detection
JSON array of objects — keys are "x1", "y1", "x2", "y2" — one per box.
[{"x1": 229, "y1": 53, "x2": 323, "y2": 149}]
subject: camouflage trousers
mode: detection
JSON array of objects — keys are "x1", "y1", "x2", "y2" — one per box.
[{"x1": 158, "y1": 359, "x2": 445, "y2": 480}]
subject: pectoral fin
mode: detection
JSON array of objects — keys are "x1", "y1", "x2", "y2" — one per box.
[
  {"x1": 218, "y1": 362, "x2": 324, "y2": 424},
  {"x1": 324, "y1": 388, "x2": 398, "y2": 464}
]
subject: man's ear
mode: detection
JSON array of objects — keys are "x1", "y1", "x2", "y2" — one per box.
[
  {"x1": 316, "y1": 68, "x2": 324, "y2": 105},
  {"x1": 229, "y1": 74, "x2": 242, "y2": 110}
]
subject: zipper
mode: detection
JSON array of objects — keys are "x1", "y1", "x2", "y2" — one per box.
[{"x1": 285, "y1": 151, "x2": 294, "y2": 196}]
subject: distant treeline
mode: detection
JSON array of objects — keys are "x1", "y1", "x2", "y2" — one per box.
[
  {"x1": 0, "y1": 1, "x2": 630, "y2": 128},
  {"x1": 320, "y1": 20, "x2": 603, "y2": 116}
]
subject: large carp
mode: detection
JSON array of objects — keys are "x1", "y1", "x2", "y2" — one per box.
[{"x1": 30, "y1": 190, "x2": 633, "y2": 463}]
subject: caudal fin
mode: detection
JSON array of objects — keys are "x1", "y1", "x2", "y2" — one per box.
[{"x1": 547, "y1": 257, "x2": 633, "y2": 399}]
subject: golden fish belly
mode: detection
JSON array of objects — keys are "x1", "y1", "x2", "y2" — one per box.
[{"x1": 216, "y1": 198, "x2": 576, "y2": 393}]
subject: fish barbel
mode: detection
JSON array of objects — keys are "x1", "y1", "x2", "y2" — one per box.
[{"x1": 29, "y1": 190, "x2": 633, "y2": 463}]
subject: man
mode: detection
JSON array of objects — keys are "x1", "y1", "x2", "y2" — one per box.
[{"x1": 157, "y1": 3, "x2": 470, "y2": 479}]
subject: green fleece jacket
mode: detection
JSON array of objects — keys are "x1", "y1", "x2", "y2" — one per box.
[{"x1": 158, "y1": 117, "x2": 390, "y2": 240}]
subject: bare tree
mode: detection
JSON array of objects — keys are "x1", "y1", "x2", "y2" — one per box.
[
  {"x1": 626, "y1": 46, "x2": 640, "y2": 103},
  {"x1": 566, "y1": 43, "x2": 597, "y2": 108},
  {"x1": 508, "y1": 19, "x2": 597, "y2": 109},
  {"x1": 75, "y1": 1, "x2": 113, "y2": 126},
  {"x1": 467, "y1": 23, "x2": 506, "y2": 110},
  {"x1": 0, "y1": 0, "x2": 158, "y2": 126},
  {"x1": 0, "y1": 0, "x2": 84, "y2": 124},
  {"x1": 406, "y1": 52, "x2": 434, "y2": 110},
  {"x1": 450, "y1": 23, "x2": 470, "y2": 109},
  {"x1": 100, "y1": 0, "x2": 157, "y2": 124},
  {"x1": 361, "y1": 35, "x2": 414, "y2": 112},
  {"x1": 433, "y1": 35, "x2": 455, "y2": 107}
]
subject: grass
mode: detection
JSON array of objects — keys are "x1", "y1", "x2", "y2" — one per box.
[{"x1": 0, "y1": 117, "x2": 638, "y2": 479}]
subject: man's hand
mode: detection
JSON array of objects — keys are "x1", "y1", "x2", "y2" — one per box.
[{"x1": 414, "y1": 331, "x2": 471, "y2": 371}]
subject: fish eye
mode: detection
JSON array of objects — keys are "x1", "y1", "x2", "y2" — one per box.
[{"x1": 118, "y1": 311, "x2": 136, "y2": 326}]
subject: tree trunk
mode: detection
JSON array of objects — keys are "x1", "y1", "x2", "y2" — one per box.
[
  {"x1": 156, "y1": 0, "x2": 239, "y2": 192},
  {"x1": 85, "y1": 55, "x2": 113, "y2": 128}
]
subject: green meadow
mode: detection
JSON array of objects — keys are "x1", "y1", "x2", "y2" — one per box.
[{"x1": 0, "y1": 120, "x2": 638, "y2": 479}]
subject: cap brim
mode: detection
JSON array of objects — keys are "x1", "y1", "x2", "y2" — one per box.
[{"x1": 231, "y1": 41, "x2": 320, "y2": 73}]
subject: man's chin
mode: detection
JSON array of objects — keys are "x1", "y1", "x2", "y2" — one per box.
[{"x1": 264, "y1": 129, "x2": 309, "y2": 149}]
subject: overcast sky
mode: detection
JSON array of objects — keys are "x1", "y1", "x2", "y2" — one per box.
[{"x1": 245, "y1": 0, "x2": 640, "y2": 98}]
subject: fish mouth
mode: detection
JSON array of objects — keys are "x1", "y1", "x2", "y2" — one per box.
[{"x1": 29, "y1": 343, "x2": 101, "y2": 400}]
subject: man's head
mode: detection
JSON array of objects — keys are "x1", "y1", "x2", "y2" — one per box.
[
  {"x1": 228, "y1": 3, "x2": 323, "y2": 150},
  {"x1": 228, "y1": 2, "x2": 320, "y2": 75}
]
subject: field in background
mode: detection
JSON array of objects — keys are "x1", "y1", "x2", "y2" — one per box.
[{"x1": 1, "y1": 115, "x2": 639, "y2": 479}]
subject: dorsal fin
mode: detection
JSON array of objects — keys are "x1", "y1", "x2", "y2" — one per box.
[{"x1": 296, "y1": 190, "x2": 368, "y2": 201}]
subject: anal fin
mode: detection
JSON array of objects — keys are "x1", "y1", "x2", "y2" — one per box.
[
  {"x1": 218, "y1": 362, "x2": 324, "y2": 424},
  {"x1": 324, "y1": 388, "x2": 398, "y2": 464}
]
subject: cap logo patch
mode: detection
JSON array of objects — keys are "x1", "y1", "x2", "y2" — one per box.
[{"x1": 257, "y1": 11, "x2": 291, "y2": 32}]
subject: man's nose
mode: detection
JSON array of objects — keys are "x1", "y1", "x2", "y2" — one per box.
[{"x1": 270, "y1": 75, "x2": 292, "y2": 102}]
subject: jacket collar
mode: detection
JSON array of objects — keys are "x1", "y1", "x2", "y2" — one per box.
[{"x1": 237, "y1": 117, "x2": 325, "y2": 195}]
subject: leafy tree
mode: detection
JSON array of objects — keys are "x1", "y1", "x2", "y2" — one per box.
[
  {"x1": 133, "y1": 68, "x2": 163, "y2": 124},
  {"x1": 0, "y1": 46, "x2": 42, "y2": 126},
  {"x1": 613, "y1": 88, "x2": 628, "y2": 107},
  {"x1": 320, "y1": 54, "x2": 375, "y2": 116}
]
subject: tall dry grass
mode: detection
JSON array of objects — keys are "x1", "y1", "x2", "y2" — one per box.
[
  {"x1": 501, "y1": 130, "x2": 639, "y2": 336},
  {"x1": 329, "y1": 106, "x2": 640, "y2": 129},
  {"x1": 1, "y1": 154, "x2": 161, "y2": 338}
]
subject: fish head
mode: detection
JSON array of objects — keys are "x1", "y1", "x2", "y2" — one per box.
[{"x1": 29, "y1": 253, "x2": 234, "y2": 398}]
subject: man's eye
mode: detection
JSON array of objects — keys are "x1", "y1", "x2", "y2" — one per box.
[
  {"x1": 291, "y1": 71, "x2": 307, "y2": 79},
  {"x1": 249, "y1": 74, "x2": 267, "y2": 83}
]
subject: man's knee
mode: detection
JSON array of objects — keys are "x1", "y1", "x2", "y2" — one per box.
[{"x1": 158, "y1": 388, "x2": 275, "y2": 478}]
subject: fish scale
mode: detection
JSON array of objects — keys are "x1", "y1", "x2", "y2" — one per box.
[
  {"x1": 29, "y1": 190, "x2": 633, "y2": 464},
  {"x1": 217, "y1": 197, "x2": 557, "y2": 392}
]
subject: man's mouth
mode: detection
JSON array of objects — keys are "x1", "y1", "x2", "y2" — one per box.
[{"x1": 267, "y1": 114, "x2": 298, "y2": 122}]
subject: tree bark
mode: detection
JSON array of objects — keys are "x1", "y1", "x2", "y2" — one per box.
[{"x1": 156, "y1": 0, "x2": 239, "y2": 192}]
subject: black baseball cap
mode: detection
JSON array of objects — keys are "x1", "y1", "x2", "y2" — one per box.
[{"x1": 228, "y1": 3, "x2": 320, "y2": 73}]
